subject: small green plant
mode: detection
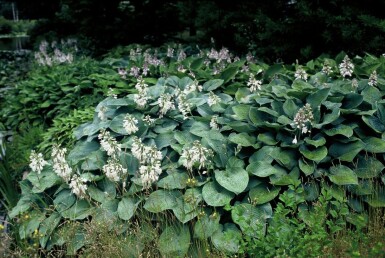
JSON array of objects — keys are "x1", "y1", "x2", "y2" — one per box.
[{"x1": 38, "y1": 107, "x2": 95, "y2": 156}]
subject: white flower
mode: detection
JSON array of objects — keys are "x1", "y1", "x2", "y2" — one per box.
[
  {"x1": 292, "y1": 103, "x2": 313, "y2": 135},
  {"x1": 98, "y1": 130, "x2": 121, "y2": 157},
  {"x1": 210, "y1": 115, "x2": 219, "y2": 130},
  {"x1": 69, "y1": 174, "x2": 88, "y2": 199},
  {"x1": 368, "y1": 70, "x2": 378, "y2": 87},
  {"x1": 292, "y1": 136, "x2": 298, "y2": 144},
  {"x1": 183, "y1": 80, "x2": 201, "y2": 95},
  {"x1": 208, "y1": 92, "x2": 221, "y2": 106},
  {"x1": 129, "y1": 66, "x2": 140, "y2": 78},
  {"x1": 177, "y1": 91, "x2": 191, "y2": 120},
  {"x1": 29, "y1": 150, "x2": 48, "y2": 174},
  {"x1": 339, "y1": 55, "x2": 354, "y2": 78},
  {"x1": 98, "y1": 106, "x2": 107, "y2": 121},
  {"x1": 143, "y1": 115, "x2": 155, "y2": 125},
  {"x1": 102, "y1": 158, "x2": 127, "y2": 182},
  {"x1": 123, "y1": 114, "x2": 139, "y2": 134},
  {"x1": 130, "y1": 136, "x2": 163, "y2": 189},
  {"x1": 108, "y1": 88, "x2": 117, "y2": 99},
  {"x1": 158, "y1": 93, "x2": 175, "y2": 117},
  {"x1": 118, "y1": 68, "x2": 127, "y2": 79},
  {"x1": 247, "y1": 73, "x2": 262, "y2": 92},
  {"x1": 51, "y1": 145, "x2": 72, "y2": 182},
  {"x1": 134, "y1": 93, "x2": 148, "y2": 108},
  {"x1": 322, "y1": 62, "x2": 332, "y2": 75},
  {"x1": 294, "y1": 67, "x2": 308, "y2": 81},
  {"x1": 181, "y1": 141, "x2": 213, "y2": 171}
]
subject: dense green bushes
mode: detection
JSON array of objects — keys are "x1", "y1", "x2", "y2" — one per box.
[{"x1": 6, "y1": 45, "x2": 385, "y2": 256}]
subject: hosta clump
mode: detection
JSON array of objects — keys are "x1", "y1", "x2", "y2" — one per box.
[{"x1": 9, "y1": 49, "x2": 385, "y2": 256}]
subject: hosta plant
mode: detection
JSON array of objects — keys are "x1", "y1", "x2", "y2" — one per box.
[{"x1": 9, "y1": 47, "x2": 385, "y2": 256}]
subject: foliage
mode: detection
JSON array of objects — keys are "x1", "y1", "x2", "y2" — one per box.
[
  {"x1": 8, "y1": 46, "x2": 385, "y2": 255},
  {"x1": 0, "y1": 55, "x2": 126, "y2": 129},
  {"x1": 38, "y1": 107, "x2": 95, "y2": 156}
]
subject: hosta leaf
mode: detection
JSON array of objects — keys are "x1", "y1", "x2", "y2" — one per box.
[
  {"x1": 299, "y1": 158, "x2": 315, "y2": 176},
  {"x1": 329, "y1": 165, "x2": 358, "y2": 185},
  {"x1": 304, "y1": 134, "x2": 326, "y2": 147},
  {"x1": 324, "y1": 124, "x2": 353, "y2": 137},
  {"x1": 203, "y1": 79, "x2": 224, "y2": 91},
  {"x1": 231, "y1": 203, "x2": 267, "y2": 237},
  {"x1": 365, "y1": 188, "x2": 385, "y2": 207},
  {"x1": 158, "y1": 225, "x2": 191, "y2": 257},
  {"x1": 220, "y1": 66, "x2": 238, "y2": 83},
  {"x1": 306, "y1": 88, "x2": 330, "y2": 109},
  {"x1": 157, "y1": 172, "x2": 188, "y2": 189},
  {"x1": 54, "y1": 189, "x2": 76, "y2": 213},
  {"x1": 87, "y1": 185, "x2": 112, "y2": 203},
  {"x1": 362, "y1": 116, "x2": 385, "y2": 133},
  {"x1": 283, "y1": 99, "x2": 298, "y2": 118},
  {"x1": 362, "y1": 85, "x2": 382, "y2": 104},
  {"x1": 249, "y1": 146, "x2": 276, "y2": 163},
  {"x1": 246, "y1": 161, "x2": 281, "y2": 177},
  {"x1": 342, "y1": 93, "x2": 363, "y2": 109},
  {"x1": 232, "y1": 105, "x2": 251, "y2": 121},
  {"x1": 194, "y1": 213, "x2": 221, "y2": 240},
  {"x1": 202, "y1": 181, "x2": 234, "y2": 207},
  {"x1": 39, "y1": 212, "x2": 61, "y2": 248},
  {"x1": 215, "y1": 168, "x2": 249, "y2": 194},
  {"x1": 314, "y1": 108, "x2": 340, "y2": 128},
  {"x1": 81, "y1": 150, "x2": 106, "y2": 171},
  {"x1": 61, "y1": 200, "x2": 94, "y2": 220},
  {"x1": 212, "y1": 223, "x2": 242, "y2": 254},
  {"x1": 355, "y1": 156, "x2": 384, "y2": 178},
  {"x1": 329, "y1": 140, "x2": 363, "y2": 162},
  {"x1": 257, "y1": 132, "x2": 278, "y2": 145},
  {"x1": 143, "y1": 190, "x2": 181, "y2": 213},
  {"x1": 117, "y1": 197, "x2": 138, "y2": 220},
  {"x1": 68, "y1": 140, "x2": 100, "y2": 164},
  {"x1": 155, "y1": 132, "x2": 175, "y2": 149},
  {"x1": 249, "y1": 184, "x2": 281, "y2": 205},
  {"x1": 303, "y1": 182, "x2": 319, "y2": 201},
  {"x1": 299, "y1": 145, "x2": 328, "y2": 162},
  {"x1": 270, "y1": 167, "x2": 299, "y2": 185},
  {"x1": 172, "y1": 198, "x2": 199, "y2": 223},
  {"x1": 27, "y1": 167, "x2": 62, "y2": 193},
  {"x1": 363, "y1": 137, "x2": 385, "y2": 153},
  {"x1": 228, "y1": 132, "x2": 256, "y2": 146}
]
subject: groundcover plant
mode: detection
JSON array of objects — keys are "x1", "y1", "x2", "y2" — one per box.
[{"x1": 8, "y1": 45, "x2": 385, "y2": 256}]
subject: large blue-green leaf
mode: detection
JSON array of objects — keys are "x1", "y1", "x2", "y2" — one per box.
[
  {"x1": 157, "y1": 172, "x2": 188, "y2": 189},
  {"x1": 26, "y1": 167, "x2": 62, "y2": 193},
  {"x1": 39, "y1": 212, "x2": 61, "y2": 248},
  {"x1": 329, "y1": 140, "x2": 363, "y2": 162},
  {"x1": 246, "y1": 161, "x2": 281, "y2": 177},
  {"x1": 228, "y1": 132, "x2": 256, "y2": 147},
  {"x1": 61, "y1": 199, "x2": 94, "y2": 220},
  {"x1": 328, "y1": 165, "x2": 358, "y2": 185},
  {"x1": 355, "y1": 156, "x2": 384, "y2": 179},
  {"x1": 211, "y1": 223, "x2": 242, "y2": 254},
  {"x1": 158, "y1": 225, "x2": 191, "y2": 257},
  {"x1": 362, "y1": 116, "x2": 385, "y2": 133},
  {"x1": 68, "y1": 140, "x2": 100, "y2": 164},
  {"x1": 214, "y1": 157, "x2": 248, "y2": 194},
  {"x1": 117, "y1": 197, "x2": 139, "y2": 220},
  {"x1": 249, "y1": 184, "x2": 281, "y2": 205},
  {"x1": 203, "y1": 79, "x2": 224, "y2": 91},
  {"x1": 363, "y1": 137, "x2": 385, "y2": 153},
  {"x1": 194, "y1": 212, "x2": 221, "y2": 240},
  {"x1": 232, "y1": 105, "x2": 251, "y2": 121},
  {"x1": 143, "y1": 190, "x2": 181, "y2": 213},
  {"x1": 202, "y1": 181, "x2": 234, "y2": 207},
  {"x1": 307, "y1": 88, "x2": 330, "y2": 109},
  {"x1": 299, "y1": 145, "x2": 327, "y2": 163},
  {"x1": 324, "y1": 124, "x2": 353, "y2": 137}
]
